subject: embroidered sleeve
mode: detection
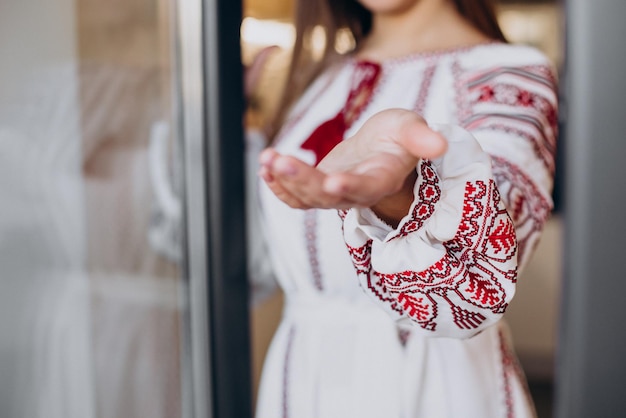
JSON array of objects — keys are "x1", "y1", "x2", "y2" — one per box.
[
  {"x1": 342, "y1": 125, "x2": 517, "y2": 338},
  {"x1": 458, "y1": 60, "x2": 558, "y2": 267}
]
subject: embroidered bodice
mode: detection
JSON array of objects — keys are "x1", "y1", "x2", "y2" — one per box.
[{"x1": 259, "y1": 42, "x2": 557, "y2": 336}]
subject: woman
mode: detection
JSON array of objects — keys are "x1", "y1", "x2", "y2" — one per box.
[{"x1": 253, "y1": 0, "x2": 557, "y2": 416}]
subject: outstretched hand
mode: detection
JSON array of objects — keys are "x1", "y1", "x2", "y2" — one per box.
[{"x1": 259, "y1": 109, "x2": 447, "y2": 224}]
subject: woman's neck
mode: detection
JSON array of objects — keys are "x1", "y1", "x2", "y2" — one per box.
[{"x1": 357, "y1": 0, "x2": 490, "y2": 61}]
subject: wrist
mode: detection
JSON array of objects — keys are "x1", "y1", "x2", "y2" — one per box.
[{"x1": 370, "y1": 169, "x2": 417, "y2": 228}]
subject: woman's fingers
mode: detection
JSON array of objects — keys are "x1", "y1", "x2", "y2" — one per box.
[
  {"x1": 272, "y1": 156, "x2": 344, "y2": 208},
  {"x1": 259, "y1": 149, "x2": 309, "y2": 208},
  {"x1": 260, "y1": 151, "x2": 356, "y2": 208},
  {"x1": 259, "y1": 165, "x2": 309, "y2": 209}
]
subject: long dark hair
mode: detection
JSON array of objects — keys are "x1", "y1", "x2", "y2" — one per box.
[{"x1": 267, "y1": 0, "x2": 506, "y2": 140}]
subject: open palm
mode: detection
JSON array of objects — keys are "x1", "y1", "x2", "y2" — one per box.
[{"x1": 259, "y1": 109, "x2": 447, "y2": 218}]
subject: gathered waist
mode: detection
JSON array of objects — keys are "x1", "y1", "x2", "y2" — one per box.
[{"x1": 282, "y1": 293, "x2": 395, "y2": 327}]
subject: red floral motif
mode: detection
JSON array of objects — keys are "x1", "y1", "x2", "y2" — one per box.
[
  {"x1": 397, "y1": 292, "x2": 437, "y2": 330},
  {"x1": 463, "y1": 267, "x2": 507, "y2": 308},
  {"x1": 487, "y1": 218, "x2": 517, "y2": 255}
]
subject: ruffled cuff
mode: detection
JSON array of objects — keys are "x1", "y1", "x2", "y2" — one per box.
[{"x1": 341, "y1": 124, "x2": 518, "y2": 338}]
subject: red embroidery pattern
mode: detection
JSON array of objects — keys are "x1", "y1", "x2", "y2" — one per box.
[
  {"x1": 368, "y1": 274, "x2": 403, "y2": 316},
  {"x1": 345, "y1": 239, "x2": 372, "y2": 275},
  {"x1": 412, "y1": 64, "x2": 437, "y2": 114},
  {"x1": 343, "y1": 61, "x2": 383, "y2": 125},
  {"x1": 461, "y1": 262, "x2": 509, "y2": 309},
  {"x1": 488, "y1": 218, "x2": 517, "y2": 254},
  {"x1": 304, "y1": 209, "x2": 323, "y2": 291},
  {"x1": 449, "y1": 181, "x2": 517, "y2": 259},
  {"x1": 345, "y1": 179, "x2": 517, "y2": 333},
  {"x1": 466, "y1": 115, "x2": 555, "y2": 175},
  {"x1": 498, "y1": 328, "x2": 535, "y2": 418},
  {"x1": 449, "y1": 302, "x2": 487, "y2": 330},
  {"x1": 472, "y1": 120, "x2": 555, "y2": 175},
  {"x1": 499, "y1": 329, "x2": 515, "y2": 418},
  {"x1": 453, "y1": 60, "x2": 472, "y2": 123},
  {"x1": 300, "y1": 61, "x2": 382, "y2": 164},
  {"x1": 282, "y1": 326, "x2": 296, "y2": 418},
  {"x1": 460, "y1": 65, "x2": 558, "y2": 174},
  {"x1": 274, "y1": 72, "x2": 338, "y2": 147},
  {"x1": 346, "y1": 240, "x2": 404, "y2": 315},
  {"x1": 375, "y1": 254, "x2": 465, "y2": 292},
  {"x1": 397, "y1": 292, "x2": 437, "y2": 330},
  {"x1": 436, "y1": 290, "x2": 487, "y2": 330},
  {"x1": 500, "y1": 329, "x2": 535, "y2": 417},
  {"x1": 447, "y1": 180, "x2": 516, "y2": 311},
  {"x1": 391, "y1": 161, "x2": 441, "y2": 240},
  {"x1": 491, "y1": 156, "x2": 552, "y2": 266},
  {"x1": 467, "y1": 65, "x2": 557, "y2": 91}
]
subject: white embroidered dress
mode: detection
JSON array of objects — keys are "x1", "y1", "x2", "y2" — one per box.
[{"x1": 254, "y1": 43, "x2": 557, "y2": 418}]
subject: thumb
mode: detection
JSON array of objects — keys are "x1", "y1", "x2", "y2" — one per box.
[{"x1": 397, "y1": 116, "x2": 448, "y2": 160}]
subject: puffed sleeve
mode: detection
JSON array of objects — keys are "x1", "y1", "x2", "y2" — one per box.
[
  {"x1": 458, "y1": 56, "x2": 558, "y2": 268},
  {"x1": 340, "y1": 51, "x2": 558, "y2": 338},
  {"x1": 341, "y1": 124, "x2": 517, "y2": 338}
]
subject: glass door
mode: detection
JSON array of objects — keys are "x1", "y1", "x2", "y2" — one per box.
[{"x1": 0, "y1": 0, "x2": 250, "y2": 417}]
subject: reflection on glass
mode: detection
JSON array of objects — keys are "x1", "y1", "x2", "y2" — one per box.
[{"x1": 0, "y1": 1, "x2": 184, "y2": 417}]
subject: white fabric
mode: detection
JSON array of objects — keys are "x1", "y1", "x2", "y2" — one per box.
[
  {"x1": 255, "y1": 43, "x2": 557, "y2": 418},
  {"x1": 246, "y1": 129, "x2": 279, "y2": 305}
]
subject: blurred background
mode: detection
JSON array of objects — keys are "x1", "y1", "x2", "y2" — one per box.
[{"x1": 1, "y1": 1, "x2": 624, "y2": 418}]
